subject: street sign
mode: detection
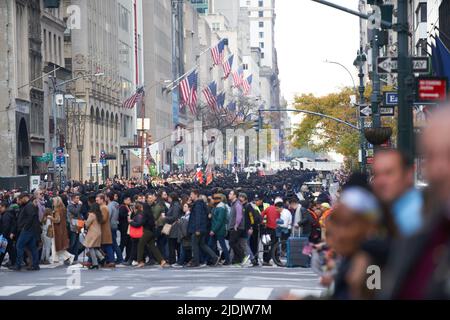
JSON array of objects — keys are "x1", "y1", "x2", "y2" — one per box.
[
  {"x1": 100, "y1": 150, "x2": 107, "y2": 166},
  {"x1": 415, "y1": 76, "x2": 448, "y2": 103},
  {"x1": 37, "y1": 153, "x2": 53, "y2": 163},
  {"x1": 380, "y1": 106, "x2": 395, "y2": 116},
  {"x1": 377, "y1": 57, "x2": 430, "y2": 74},
  {"x1": 383, "y1": 92, "x2": 398, "y2": 106},
  {"x1": 359, "y1": 105, "x2": 372, "y2": 117},
  {"x1": 56, "y1": 147, "x2": 65, "y2": 165}
]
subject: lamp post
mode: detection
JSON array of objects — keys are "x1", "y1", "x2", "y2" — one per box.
[{"x1": 73, "y1": 98, "x2": 87, "y2": 182}]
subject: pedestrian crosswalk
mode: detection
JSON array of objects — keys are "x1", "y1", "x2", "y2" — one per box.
[{"x1": 0, "y1": 285, "x2": 325, "y2": 299}]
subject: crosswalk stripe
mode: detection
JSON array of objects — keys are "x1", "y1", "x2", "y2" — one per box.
[
  {"x1": 0, "y1": 286, "x2": 35, "y2": 296},
  {"x1": 132, "y1": 286, "x2": 179, "y2": 298},
  {"x1": 80, "y1": 286, "x2": 119, "y2": 297},
  {"x1": 234, "y1": 287, "x2": 273, "y2": 300},
  {"x1": 289, "y1": 289, "x2": 324, "y2": 298},
  {"x1": 186, "y1": 286, "x2": 227, "y2": 298},
  {"x1": 28, "y1": 286, "x2": 81, "y2": 297}
]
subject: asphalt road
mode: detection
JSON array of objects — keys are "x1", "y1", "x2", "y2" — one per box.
[{"x1": 0, "y1": 263, "x2": 326, "y2": 300}]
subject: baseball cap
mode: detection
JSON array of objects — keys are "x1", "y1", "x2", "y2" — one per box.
[
  {"x1": 274, "y1": 197, "x2": 284, "y2": 205},
  {"x1": 339, "y1": 187, "x2": 380, "y2": 219},
  {"x1": 238, "y1": 192, "x2": 248, "y2": 200},
  {"x1": 321, "y1": 203, "x2": 331, "y2": 209}
]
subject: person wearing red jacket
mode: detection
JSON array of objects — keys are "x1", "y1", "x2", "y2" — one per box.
[{"x1": 261, "y1": 198, "x2": 282, "y2": 266}]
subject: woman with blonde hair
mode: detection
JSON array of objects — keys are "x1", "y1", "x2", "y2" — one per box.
[{"x1": 48, "y1": 196, "x2": 75, "y2": 265}]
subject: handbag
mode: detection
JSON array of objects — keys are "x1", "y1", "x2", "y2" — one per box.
[
  {"x1": 161, "y1": 223, "x2": 172, "y2": 236},
  {"x1": 129, "y1": 226, "x2": 143, "y2": 239},
  {"x1": 76, "y1": 219, "x2": 85, "y2": 232}
]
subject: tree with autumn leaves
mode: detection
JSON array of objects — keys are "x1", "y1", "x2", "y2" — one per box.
[{"x1": 291, "y1": 86, "x2": 396, "y2": 169}]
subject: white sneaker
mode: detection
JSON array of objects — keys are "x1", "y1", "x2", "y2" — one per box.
[
  {"x1": 241, "y1": 255, "x2": 251, "y2": 266},
  {"x1": 69, "y1": 254, "x2": 75, "y2": 265},
  {"x1": 131, "y1": 261, "x2": 139, "y2": 266}
]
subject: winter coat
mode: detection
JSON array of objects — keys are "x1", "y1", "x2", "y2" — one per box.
[
  {"x1": 17, "y1": 200, "x2": 41, "y2": 237},
  {"x1": 118, "y1": 204, "x2": 131, "y2": 234},
  {"x1": 0, "y1": 209, "x2": 17, "y2": 239},
  {"x1": 53, "y1": 207, "x2": 70, "y2": 252},
  {"x1": 211, "y1": 203, "x2": 227, "y2": 238},
  {"x1": 108, "y1": 201, "x2": 120, "y2": 230},
  {"x1": 67, "y1": 202, "x2": 83, "y2": 233},
  {"x1": 84, "y1": 212, "x2": 102, "y2": 248},
  {"x1": 142, "y1": 203, "x2": 156, "y2": 231},
  {"x1": 100, "y1": 205, "x2": 113, "y2": 244},
  {"x1": 152, "y1": 202, "x2": 166, "y2": 228},
  {"x1": 165, "y1": 201, "x2": 182, "y2": 239},
  {"x1": 188, "y1": 199, "x2": 209, "y2": 234}
]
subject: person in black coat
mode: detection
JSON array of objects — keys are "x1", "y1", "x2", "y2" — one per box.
[
  {"x1": 165, "y1": 192, "x2": 183, "y2": 264},
  {"x1": 13, "y1": 194, "x2": 41, "y2": 271},
  {"x1": 0, "y1": 202, "x2": 17, "y2": 267}
]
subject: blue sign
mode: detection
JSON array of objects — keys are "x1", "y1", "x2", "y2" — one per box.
[
  {"x1": 100, "y1": 150, "x2": 107, "y2": 166},
  {"x1": 55, "y1": 147, "x2": 65, "y2": 165},
  {"x1": 384, "y1": 92, "x2": 398, "y2": 106}
]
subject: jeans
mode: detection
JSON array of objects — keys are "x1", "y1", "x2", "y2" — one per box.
[
  {"x1": 167, "y1": 237, "x2": 179, "y2": 264},
  {"x1": 69, "y1": 231, "x2": 80, "y2": 260},
  {"x1": 229, "y1": 230, "x2": 245, "y2": 264},
  {"x1": 155, "y1": 227, "x2": 168, "y2": 259},
  {"x1": 111, "y1": 228, "x2": 123, "y2": 263},
  {"x1": 191, "y1": 233, "x2": 218, "y2": 265},
  {"x1": 16, "y1": 231, "x2": 39, "y2": 269},
  {"x1": 101, "y1": 244, "x2": 114, "y2": 263},
  {"x1": 178, "y1": 245, "x2": 192, "y2": 265},
  {"x1": 208, "y1": 235, "x2": 230, "y2": 264}
]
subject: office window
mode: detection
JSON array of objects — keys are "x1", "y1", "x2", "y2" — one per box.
[
  {"x1": 261, "y1": 52, "x2": 265, "y2": 59},
  {"x1": 212, "y1": 22, "x2": 220, "y2": 31},
  {"x1": 416, "y1": 39, "x2": 427, "y2": 57},
  {"x1": 259, "y1": 11, "x2": 263, "y2": 17},
  {"x1": 259, "y1": 32, "x2": 264, "y2": 38},
  {"x1": 259, "y1": 0, "x2": 264, "y2": 7},
  {"x1": 415, "y1": 2, "x2": 427, "y2": 27},
  {"x1": 119, "y1": 41, "x2": 130, "y2": 66},
  {"x1": 259, "y1": 21, "x2": 264, "y2": 28},
  {"x1": 260, "y1": 42, "x2": 264, "y2": 48},
  {"x1": 118, "y1": 4, "x2": 130, "y2": 32},
  {"x1": 246, "y1": 0, "x2": 251, "y2": 5},
  {"x1": 243, "y1": 63, "x2": 249, "y2": 70},
  {"x1": 43, "y1": 29, "x2": 47, "y2": 62}
]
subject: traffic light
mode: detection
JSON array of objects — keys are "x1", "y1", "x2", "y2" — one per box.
[
  {"x1": 253, "y1": 118, "x2": 262, "y2": 132},
  {"x1": 146, "y1": 134, "x2": 153, "y2": 145}
]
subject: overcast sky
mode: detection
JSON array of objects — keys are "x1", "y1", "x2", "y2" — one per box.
[{"x1": 275, "y1": 0, "x2": 361, "y2": 104}]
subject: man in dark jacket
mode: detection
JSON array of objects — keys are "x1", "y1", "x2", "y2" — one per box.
[
  {"x1": 13, "y1": 193, "x2": 40, "y2": 271},
  {"x1": 188, "y1": 190, "x2": 219, "y2": 267},
  {"x1": 240, "y1": 193, "x2": 261, "y2": 266},
  {"x1": 0, "y1": 202, "x2": 17, "y2": 267},
  {"x1": 118, "y1": 196, "x2": 132, "y2": 262}
]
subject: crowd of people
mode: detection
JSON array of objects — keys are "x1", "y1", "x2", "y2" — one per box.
[{"x1": 1, "y1": 107, "x2": 450, "y2": 300}]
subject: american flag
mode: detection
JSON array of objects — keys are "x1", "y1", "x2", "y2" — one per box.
[
  {"x1": 179, "y1": 71, "x2": 198, "y2": 115},
  {"x1": 232, "y1": 67, "x2": 244, "y2": 88},
  {"x1": 122, "y1": 86, "x2": 144, "y2": 109},
  {"x1": 236, "y1": 111, "x2": 245, "y2": 122},
  {"x1": 202, "y1": 81, "x2": 218, "y2": 111},
  {"x1": 242, "y1": 74, "x2": 253, "y2": 95},
  {"x1": 211, "y1": 39, "x2": 226, "y2": 66},
  {"x1": 227, "y1": 101, "x2": 236, "y2": 113},
  {"x1": 216, "y1": 92, "x2": 226, "y2": 110},
  {"x1": 222, "y1": 55, "x2": 234, "y2": 79}
]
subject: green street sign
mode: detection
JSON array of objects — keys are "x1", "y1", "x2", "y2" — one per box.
[{"x1": 36, "y1": 153, "x2": 53, "y2": 163}]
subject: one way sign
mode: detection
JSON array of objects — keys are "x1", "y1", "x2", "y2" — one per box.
[
  {"x1": 360, "y1": 105, "x2": 372, "y2": 117},
  {"x1": 377, "y1": 57, "x2": 430, "y2": 74}
]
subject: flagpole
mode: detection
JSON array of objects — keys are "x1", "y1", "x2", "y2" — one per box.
[
  {"x1": 140, "y1": 92, "x2": 146, "y2": 181},
  {"x1": 166, "y1": 38, "x2": 227, "y2": 91}
]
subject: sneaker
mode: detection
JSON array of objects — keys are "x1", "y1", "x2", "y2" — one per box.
[
  {"x1": 171, "y1": 263, "x2": 183, "y2": 268},
  {"x1": 213, "y1": 256, "x2": 221, "y2": 266},
  {"x1": 200, "y1": 263, "x2": 207, "y2": 268},
  {"x1": 27, "y1": 266, "x2": 40, "y2": 271},
  {"x1": 9, "y1": 265, "x2": 21, "y2": 271},
  {"x1": 241, "y1": 255, "x2": 251, "y2": 266},
  {"x1": 262, "y1": 262, "x2": 273, "y2": 267},
  {"x1": 131, "y1": 261, "x2": 139, "y2": 266},
  {"x1": 222, "y1": 261, "x2": 231, "y2": 266},
  {"x1": 186, "y1": 263, "x2": 201, "y2": 268},
  {"x1": 232, "y1": 263, "x2": 242, "y2": 268}
]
